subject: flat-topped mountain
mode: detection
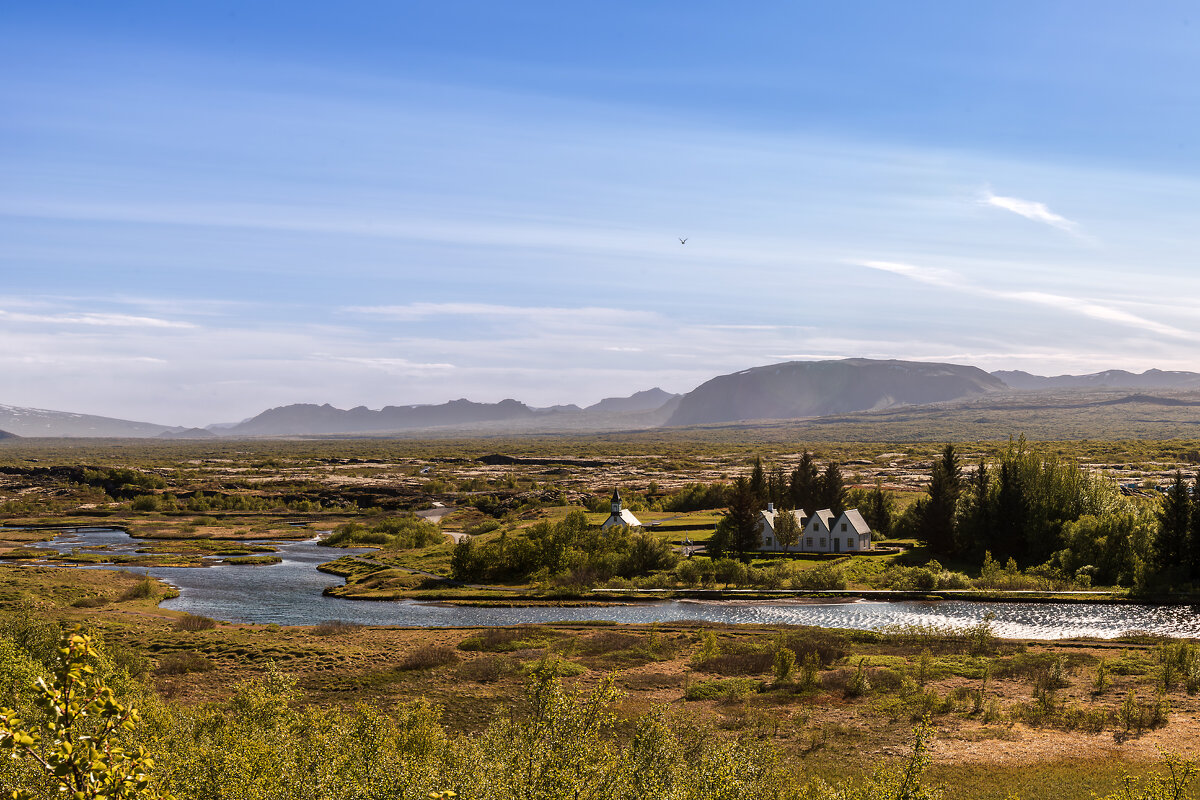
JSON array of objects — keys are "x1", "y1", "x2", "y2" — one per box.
[
  {"x1": 993, "y1": 368, "x2": 1200, "y2": 391},
  {"x1": 665, "y1": 358, "x2": 1006, "y2": 427}
]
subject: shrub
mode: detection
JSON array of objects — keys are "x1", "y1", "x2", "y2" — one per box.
[
  {"x1": 780, "y1": 629, "x2": 848, "y2": 666},
  {"x1": 396, "y1": 645, "x2": 459, "y2": 671},
  {"x1": 464, "y1": 519, "x2": 501, "y2": 536},
  {"x1": 118, "y1": 576, "x2": 156, "y2": 600},
  {"x1": 684, "y1": 677, "x2": 761, "y2": 701},
  {"x1": 311, "y1": 620, "x2": 362, "y2": 636},
  {"x1": 458, "y1": 626, "x2": 559, "y2": 652},
  {"x1": 521, "y1": 655, "x2": 586, "y2": 678},
  {"x1": 773, "y1": 647, "x2": 796, "y2": 683},
  {"x1": 156, "y1": 651, "x2": 215, "y2": 675},
  {"x1": 458, "y1": 655, "x2": 520, "y2": 683},
  {"x1": 844, "y1": 659, "x2": 872, "y2": 698},
  {"x1": 174, "y1": 614, "x2": 217, "y2": 632},
  {"x1": 693, "y1": 651, "x2": 775, "y2": 676},
  {"x1": 130, "y1": 495, "x2": 159, "y2": 512},
  {"x1": 71, "y1": 595, "x2": 110, "y2": 608},
  {"x1": 790, "y1": 563, "x2": 846, "y2": 590}
]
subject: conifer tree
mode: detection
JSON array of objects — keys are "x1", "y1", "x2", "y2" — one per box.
[
  {"x1": 995, "y1": 458, "x2": 1027, "y2": 562},
  {"x1": 862, "y1": 480, "x2": 894, "y2": 538},
  {"x1": 1191, "y1": 473, "x2": 1200, "y2": 581},
  {"x1": 725, "y1": 476, "x2": 761, "y2": 560},
  {"x1": 1157, "y1": 470, "x2": 1191, "y2": 580},
  {"x1": 790, "y1": 451, "x2": 819, "y2": 512},
  {"x1": 958, "y1": 457, "x2": 991, "y2": 554},
  {"x1": 748, "y1": 457, "x2": 767, "y2": 508},
  {"x1": 818, "y1": 461, "x2": 846, "y2": 516},
  {"x1": 921, "y1": 444, "x2": 961, "y2": 556}
]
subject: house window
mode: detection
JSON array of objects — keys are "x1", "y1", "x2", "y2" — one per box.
[
  {"x1": 806, "y1": 537, "x2": 813, "y2": 547},
  {"x1": 841, "y1": 523, "x2": 847, "y2": 531},
  {"x1": 819, "y1": 538, "x2": 826, "y2": 547},
  {"x1": 847, "y1": 538, "x2": 855, "y2": 548},
  {"x1": 765, "y1": 537, "x2": 773, "y2": 547}
]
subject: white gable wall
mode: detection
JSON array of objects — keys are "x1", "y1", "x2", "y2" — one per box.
[{"x1": 755, "y1": 507, "x2": 872, "y2": 553}]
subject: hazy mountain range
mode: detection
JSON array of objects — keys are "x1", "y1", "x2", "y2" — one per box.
[{"x1": 4, "y1": 360, "x2": 1200, "y2": 438}]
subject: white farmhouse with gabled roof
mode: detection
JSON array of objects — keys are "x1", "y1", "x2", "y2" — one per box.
[
  {"x1": 758, "y1": 502, "x2": 807, "y2": 552},
  {"x1": 833, "y1": 509, "x2": 872, "y2": 553},
  {"x1": 601, "y1": 488, "x2": 642, "y2": 529},
  {"x1": 757, "y1": 505, "x2": 873, "y2": 553}
]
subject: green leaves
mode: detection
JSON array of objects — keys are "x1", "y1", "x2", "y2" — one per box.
[{"x1": 0, "y1": 630, "x2": 171, "y2": 800}]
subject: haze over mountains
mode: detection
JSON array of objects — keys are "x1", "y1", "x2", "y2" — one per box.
[
  {"x1": 994, "y1": 369, "x2": 1200, "y2": 391},
  {"x1": 4, "y1": 359, "x2": 1200, "y2": 438}
]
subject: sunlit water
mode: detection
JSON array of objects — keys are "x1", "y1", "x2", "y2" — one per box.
[{"x1": 16, "y1": 527, "x2": 1200, "y2": 638}]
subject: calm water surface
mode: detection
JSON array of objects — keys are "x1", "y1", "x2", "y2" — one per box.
[{"x1": 20, "y1": 527, "x2": 1200, "y2": 638}]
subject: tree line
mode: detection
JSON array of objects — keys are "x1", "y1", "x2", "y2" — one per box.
[{"x1": 909, "y1": 437, "x2": 1200, "y2": 590}]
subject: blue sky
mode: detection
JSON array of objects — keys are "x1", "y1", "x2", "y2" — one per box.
[{"x1": 4, "y1": 2, "x2": 1200, "y2": 426}]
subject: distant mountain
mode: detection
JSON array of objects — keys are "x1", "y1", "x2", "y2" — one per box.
[
  {"x1": 665, "y1": 358, "x2": 1006, "y2": 427},
  {"x1": 586, "y1": 387, "x2": 679, "y2": 414},
  {"x1": 532, "y1": 404, "x2": 583, "y2": 414},
  {"x1": 993, "y1": 368, "x2": 1200, "y2": 391},
  {"x1": 158, "y1": 427, "x2": 217, "y2": 439},
  {"x1": 226, "y1": 398, "x2": 536, "y2": 436},
  {"x1": 0, "y1": 429, "x2": 17, "y2": 440},
  {"x1": 0, "y1": 404, "x2": 179, "y2": 438}
]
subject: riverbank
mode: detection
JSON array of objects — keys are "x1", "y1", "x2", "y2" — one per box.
[{"x1": 4, "y1": 562, "x2": 1200, "y2": 800}]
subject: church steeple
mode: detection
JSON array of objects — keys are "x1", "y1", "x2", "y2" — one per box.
[{"x1": 611, "y1": 488, "x2": 621, "y2": 515}]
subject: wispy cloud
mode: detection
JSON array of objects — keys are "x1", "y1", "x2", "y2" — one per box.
[
  {"x1": 982, "y1": 189, "x2": 1080, "y2": 234},
  {"x1": 342, "y1": 303, "x2": 661, "y2": 326},
  {"x1": 854, "y1": 259, "x2": 1196, "y2": 341},
  {"x1": 0, "y1": 310, "x2": 195, "y2": 328},
  {"x1": 1007, "y1": 291, "x2": 1191, "y2": 339},
  {"x1": 312, "y1": 354, "x2": 456, "y2": 372},
  {"x1": 857, "y1": 260, "x2": 962, "y2": 288}
]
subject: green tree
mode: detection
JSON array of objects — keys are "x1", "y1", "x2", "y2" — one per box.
[
  {"x1": 862, "y1": 480, "x2": 895, "y2": 538},
  {"x1": 1156, "y1": 470, "x2": 1191, "y2": 581},
  {"x1": 921, "y1": 444, "x2": 961, "y2": 556},
  {"x1": 748, "y1": 457, "x2": 767, "y2": 508},
  {"x1": 767, "y1": 464, "x2": 788, "y2": 509},
  {"x1": 957, "y1": 457, "x2": 991, "y2": 555},
  {"x1": 0, "y1": 631, "x2": 172, "y2": 800},
  {"x1": 1191, "y1": 473, "x2": 1200, "y2": 581},
  {"x1": 818, "y1": 461, "x2": 847, "y2": 516},
  {"x1": 773, "y1": 509, "x2": 802, "y2": 552},
  {"x1": 994, "y1": 457, "x2": 1027, "y2": 562},
  {"x1": 725, "y1": 476, "x2": 761, "y2": 560},
  {"x1": 790, "y1": 451, "x2": 819, "y2": 512}
]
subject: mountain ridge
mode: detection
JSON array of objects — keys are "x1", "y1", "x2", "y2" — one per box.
[
  {"x1": 665, "y1": 358, "x2": 1006, "y2": 427},
  {"x1": 12, "y1": 358, "x2": 1200, "y2": 437}
]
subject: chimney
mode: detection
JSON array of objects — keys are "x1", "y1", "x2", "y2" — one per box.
[{"x1": 767, "y1": 502, "x2": 774, "y2": 513}]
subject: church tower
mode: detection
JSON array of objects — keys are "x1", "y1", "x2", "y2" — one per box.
[{"x1": 601, "y1": 487, "x2": 641, "y2": 530}]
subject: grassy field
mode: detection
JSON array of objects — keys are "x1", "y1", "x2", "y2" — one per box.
[{"x1": 3, "y1": 564, "x2": 1199, "y2": 798}]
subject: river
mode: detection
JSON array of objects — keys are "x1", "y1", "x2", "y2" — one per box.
[{"x1": 17, "y1": 527, "x2": 1200, "y2": 638}]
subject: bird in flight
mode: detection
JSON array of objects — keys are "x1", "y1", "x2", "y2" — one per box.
[{"x1": 679, "y1": 237, "x2": 688, "y2": 244}]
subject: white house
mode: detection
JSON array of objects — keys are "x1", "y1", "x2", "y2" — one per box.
[
  {"x1": 757, "y1": 503, "x2": 807, "y2": 552},
  {"x1": 601, "y1": 488, "x2": 642, "y2": 529},
  {"x1": 756, "y1": 503, "x2": 872, "y2": 553}
]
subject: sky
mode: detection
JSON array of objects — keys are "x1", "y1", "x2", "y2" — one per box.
[{"x1": 5, "y1": 2, "x2": 1200, "y2": 427}]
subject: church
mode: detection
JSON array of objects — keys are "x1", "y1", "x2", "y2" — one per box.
[{"x1": 600, "y1": 488, "x2": 642, "y2": 529}]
